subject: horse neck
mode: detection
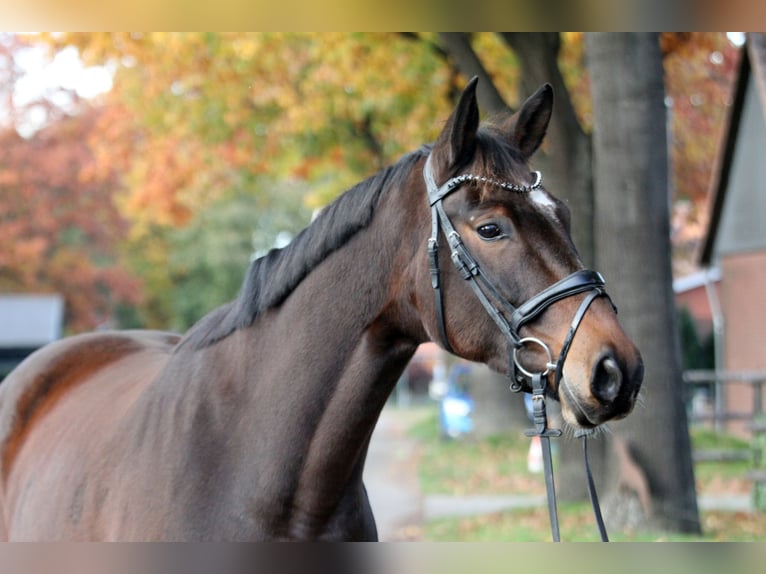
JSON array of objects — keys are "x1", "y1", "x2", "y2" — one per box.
[{"x1": 180, "y1": 176, "x2": 427, "y2": 531}]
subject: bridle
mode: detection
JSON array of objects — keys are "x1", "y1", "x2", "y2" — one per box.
[{"x1": 424, "y1": 154, "x2": 613, "y2": 542}]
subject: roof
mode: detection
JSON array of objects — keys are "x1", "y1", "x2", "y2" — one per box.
[
  {"x1": 0, "y1": 294, "x2": 64, "y2": 348},
  {"x1": 700, "y1": 33, "x2": 766, "y2": 265},
  {"x1": 673, "y1": 267, "x2": 720, "y2": 294}
]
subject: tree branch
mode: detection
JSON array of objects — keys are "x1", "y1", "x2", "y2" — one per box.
[
  {"x1": 397, "y1": 32, "x2": 449, "y2": 61},
  {"x1": 499, "y1": 32, "x2": 581, "y2": 133},
  {"x1": 437, "y1": 33, "x2": 510, "y2": 115},
  {"x1": 355, "y1": 113, "x2": 385, "y2": 169}
]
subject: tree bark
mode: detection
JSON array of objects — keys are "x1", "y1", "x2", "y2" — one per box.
[{"x1": 585, "y1": 32, "x2": 700, "y2": 533}]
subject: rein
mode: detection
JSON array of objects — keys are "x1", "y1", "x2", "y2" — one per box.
[{"x1": 423, "y1": 155, "x2": 611, "y2": 542}]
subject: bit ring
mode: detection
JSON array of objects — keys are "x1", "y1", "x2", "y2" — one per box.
[{"x1": 513, "y1": 336, "x2": 555, "y2": 378}]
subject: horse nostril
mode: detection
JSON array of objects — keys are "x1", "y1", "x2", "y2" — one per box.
[{"x1": 592, "y1": 355, "x2": 623, "y2": 404}]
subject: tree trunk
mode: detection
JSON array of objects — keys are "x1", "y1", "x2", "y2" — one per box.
[
  {"x1": 470, "y1": 365, "x2": 530, "y2": 438},
  {"x1": 585, "y1": 32, "x2": 700, "y2": 534}
]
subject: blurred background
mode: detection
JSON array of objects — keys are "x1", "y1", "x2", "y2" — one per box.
[{"x1": 2, "y1": 32, "x2": 765, "y2": 541}]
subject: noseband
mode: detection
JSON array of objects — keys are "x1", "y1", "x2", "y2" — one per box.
[{"x1": 424, "y1": 155, "x2": 612, "y2": 542}]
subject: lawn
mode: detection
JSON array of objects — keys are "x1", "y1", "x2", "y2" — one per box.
[
  {"x1": 423, "y1": 505, "x2": 766, "y2": 542},
  {"x1": 407, "y1": 406, "x2": 766, "y2": 541}
]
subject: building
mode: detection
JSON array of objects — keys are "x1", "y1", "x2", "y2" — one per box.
[
  {"x1": 698, "y1": 33, "x2": 766, "y2": 432},
  {"x1": 674, "y1": 267, "x2": 720, "y2": 342},
  {"x1": 0, "y1": 294, "x2": 64, "y2": 381}
]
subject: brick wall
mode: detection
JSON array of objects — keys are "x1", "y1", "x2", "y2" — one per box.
[{"x1": 720, "y1": 250, "x2": 766, "y2": 433}]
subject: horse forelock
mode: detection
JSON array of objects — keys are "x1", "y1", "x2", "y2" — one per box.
[
  {"x1": 179, "y1": 148, "x2": 428, "y2": 350},
  {"x1": 474, "y1": 127, "x2": 532, "y2": 185}
]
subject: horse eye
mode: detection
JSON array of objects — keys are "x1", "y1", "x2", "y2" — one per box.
[{"x1": 477, "y1": 223, "x2": 503, "y2": 240}]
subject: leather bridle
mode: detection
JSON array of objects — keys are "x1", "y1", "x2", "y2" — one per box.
[{"x1": 424, "y1": 154, "x2": 612, "y2": 542}]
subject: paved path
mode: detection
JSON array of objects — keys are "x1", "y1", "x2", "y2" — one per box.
[
  {"x1": 424, "y1": 494, "x2": 547, "y2": 519},
  {"x1": 364, "y1": 406, "x2": 424, "y2": 540}
]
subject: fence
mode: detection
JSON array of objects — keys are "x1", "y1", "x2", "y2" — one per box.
[
  {"x1": 684, "y1": 370, "x2": 766, "y2": 509},
  {"x1": 683, "y1": 370, "x2": 766, "y2": 432}
]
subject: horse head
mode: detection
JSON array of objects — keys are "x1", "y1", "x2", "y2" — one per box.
[{"x1": 415, "y1": 78, "x2": 643, "y2": 428}]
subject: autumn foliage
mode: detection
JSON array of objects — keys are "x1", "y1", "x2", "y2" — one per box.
[
  {"x1": 0, "y1": 33, "x2": 743, "y2": 333},
  {"x1": 662, "y1": 33, "x2": 742, "y2": 274},
  {"x1": 0, "y1": 108, "x2": 141, "y2": 331}
]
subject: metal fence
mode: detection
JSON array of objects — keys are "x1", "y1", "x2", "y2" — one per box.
[{"x1": 683, "y1": 370, "x2": 766, "y2": 432}]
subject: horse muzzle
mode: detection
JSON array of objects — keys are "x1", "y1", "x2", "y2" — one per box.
[{"x1": 561, "y1": 349, "x2": 644, "y2": 428}]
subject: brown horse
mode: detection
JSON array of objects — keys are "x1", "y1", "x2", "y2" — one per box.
[{"x1": 0, "y1": 79, "x2": 643, "y2": 541}]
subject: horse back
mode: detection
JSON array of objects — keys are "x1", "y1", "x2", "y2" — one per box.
[{"x1": 0, "y1": 330, "x2": 179, "y2": 538}]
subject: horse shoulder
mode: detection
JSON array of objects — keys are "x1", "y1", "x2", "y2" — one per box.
[{"x1": 0, "y1": 330, "x2": 180, "y2": 480}]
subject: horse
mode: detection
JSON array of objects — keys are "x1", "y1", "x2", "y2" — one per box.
[{"x1": 0, "y1": 78, "x2": 643, "y2": 541}]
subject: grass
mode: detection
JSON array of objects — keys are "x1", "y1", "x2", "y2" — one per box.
[
  {"x1": 405, "y1": 404, "x2": 766, "y2": 541},
  {"x1": 690, "y1": 426, "x2": 750, "y2": 451},
  {"x1": 409, "y1": 409, "x2": 543, "y2": 497},
  {"x1": 690, "y1": 425, "x2": 754, "y2": 493},
  {"x1": 423, "y1": 505, "x2": 766, "y2": 542}
]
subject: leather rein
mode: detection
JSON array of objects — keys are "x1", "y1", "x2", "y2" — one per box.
[{"x1": 423, "y1": 155, "x2": 611, "y2": 542}]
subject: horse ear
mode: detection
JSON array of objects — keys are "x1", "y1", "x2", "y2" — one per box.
[
  {"x1": 505, "y1": 83, "x2": 553, "y2": 159},
  {"x1": 432, "y1": 76, "x2": 480, "y2": 172}
]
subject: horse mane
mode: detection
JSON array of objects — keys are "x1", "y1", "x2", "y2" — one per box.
[{"x1": 179, "y1": 147, "x2": 429, "y2": 350}]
